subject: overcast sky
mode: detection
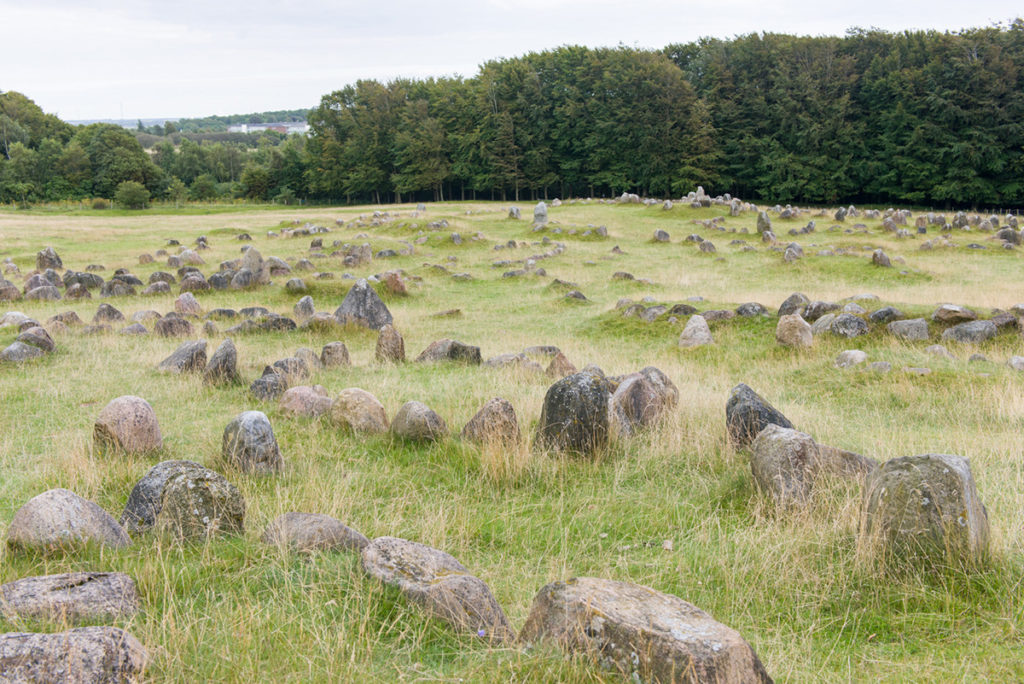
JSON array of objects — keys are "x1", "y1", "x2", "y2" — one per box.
[{"x1": 2, "y1": 0, "x2": 1020, "y2": 121}]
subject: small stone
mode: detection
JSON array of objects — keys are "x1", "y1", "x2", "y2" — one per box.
[
  {"x1": 726, "y1": 383, "x2": 794, "y2": 450},
  {"x1": 261, "y1": 513, "x2": 368, "y2": 553},
  {"x1": 204, "y1": 338, "x2": 240, "y2": 384},
  {"x1": 835, "y1": 350, "x2": 868, "y2": 368},
  {"x1": 280, "y1": 386, "x2": 333, "y2": 418},
  {"x1": 415, "y1": 338, "x2": 481, "y2": 364},
  {"x1": 375, "y1": 324, "x2": 405, "y2": 363},
  {"x1": 776, "y1": 314, "x2": 812, "y2": 347},
  {"x1": 461, "y1": 398, "x2": 520, "y2": 446},
  {"x1": 174, "y1": 292, "x2": 202, "y2": 316},
  {"x1": 330, "y1": 388, "x2": 389, "y2": 434},
  {"x1": 321, "y1": 341, "x2": 351, "y2": 367},
  {"x1": 678, "y1": 314, "x2": 713, "y2": 348},
  {"x1": 391, "y1": 401, "x2": 448, "y2": 442},
  {"x1": 888, "y1": 318, "x2": 929, "y2": 341},
  {"x1": 157, "y1": 339, "x2": 207, "y2": 373}
]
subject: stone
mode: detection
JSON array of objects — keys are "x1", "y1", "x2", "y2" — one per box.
[
  {"x1": 736, "y1": 302, "x2": 767, "y2": 317},
  {"x1": 93, "y1": 395, "x2": 162, "y2": 455},
  {"x1": 941, "y1": 320, "x2": 997, "y2": 344},
  {"x1": 776, "y1": 314, "x2": 812, "y2": 348},
  {"x1": 229, "y1": 268, "x2": 256, "y2": 290},
  {"x1": 35, "y1": 247, "x2": 64, "y2": 272},
  {"x1": 295, "y1": 347, "x2": 324, "y2": 372},
  {"x1": 415, "y1": 338, "x2": 482, "y2": 364},
  {"x1": 375, "y1": 324, "x2": 405, "y2": 363},
  {"x1": 535, "y1": 368, "x2": 614, "y2": 456},
  {"x1": 932, "y1": 304, "x2": 977, "y2": 324},
  {"x1": 777, "y1": 292, "x2": 809, "y2": 317},
  {"x1": 534, "y1": 201, "x2": 548, "y2": 225},
  {"x1": 1008, "y1": 356, "x2": 1024, "y2": 371},
  {"x1": 320, "y1": 341, "x2": 351, "y2": 367},
  {"x1": 7, "y1": 489, "x2": 131, "y2": 551},
  {"x1": 872, "y1": 249, "x2": 892, "y2": 267},
  {"x1": 484, "y1": 352, "x2": 544, "y2": 373},
  {"x1": 870, "y1": 306, "x2": 904, "y2": 324},
  {"x1": 391, "y1": 401, "x2": 448, "y2": 442},
  {"x1": 361, "y1": 537, "x2": 515, "y2": 644},
  {"x1": 16, "y1": 326, "x2": 55, "y2": 352},
  {"x1": 204, "y1": 338, "x2": 240, "y2": 384},
  {"x1": 678, "y1": 314, "x2": 713, "y2": 348},
  {"x1": 154, "y1": 314, "x2": 194, "y2": 337},
  {"x1": 835, "y1": 350, "x2": 868, "y2": 368},
  {"x1": 285, "y1": 278, "x2": 307, "y2": 294},
  {"x1": 132, "y1": 462, "x2": 245, "y2": 539},
  {"x1": 831, "y1": 313, "x2": 869, "y2": 338},
  {"x1": 99, "y1": 280, "x2": 135, "y2": 297},
  {"x1": 250, "y1": 367, "x2": 288, "y2": 401},
  {"x1": 520, "y1": 577, "x2": 772, "y2": 684},
  {"x1": 0, "y1": 341, "x2": 44, "y2": 362},
  {"x1": 157, "y1": 339, "x2": 207, "y2": 373},
  {"x1": 330, "y1": 388, "x2": 389, "y2": 434},
  {"x1": 726, "y1": 383, "x2": 794, "y2": 450},
  {"x1": 0, "y1": 573, "x2": 139, "y2": 623},
  {"x1": 653, "y1": 229, "x2": 670, "y2": 242},
  {"x1": 222, "y1": 411, "x2": 283, "y2": 473},
  {"x1": 272, "y1": 356, "x2": 310, "y2": 383},
  {"x1": 142, "y1": 282, "x2": 170, "y2": 295},
  {"x1": 65, "y1": 283, "x2": 91, "y2": 299},
  {"x1": 334, "y1": 278, "x2": 392, "y2": 329},
  {"x1": 750, "y1": 425, "x2": 819, "y2": 506},
  {"x1": 545, "y1": 351, "x2": 577, "y2": 379},
  {"x1": 609, "y1": 367, "x2": 679, "y2": 436},
  {"x1": 93, "y1": 302, "x2": 125, "y2": 324},
  {"x1": 174, "y1": 292, "x2": 201, "y2": 316},
  {"x1": 858, "y1": 454, "x2": 990, "y2": 570},
  {"x1": 25, "y1": 285, "x2": 61, "y2": 301},
  {"x1": 461, "y1": 398, "x2": 521, "y2": 445},
  {"x1": 382, "y1": 271, "x2": 407, "y2": 295},
  {"x1": 280, "y1": 385, "x2": 333, "y2": 418},
  {"x1": 803, "y1": 301, "x2": 839, "y2": 322},
  {"x1": 294, "y1": 295, "x2": 315, "y2": 319},
  {"x1": 756, "y1": 210, "x2": 772, "y2": 234},
  {"x1": 261, "y1": 512, "x2": 368, "y2": 553},
  {"x1": 887, "y1": 318, "x2": 929, "y2": 341},
  {"x1": 0, "y1": 627, "x2": 147, "y2": 683}
]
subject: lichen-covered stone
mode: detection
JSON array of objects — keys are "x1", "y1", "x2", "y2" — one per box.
[
  {"x1": 391, "y1": 401, "x2": 448, "y2": 442},
  {"x1": 93, "y1": 395, "x2": 162, "y2": 455},
  {"x1": 461, "y1": 398, "x2": 520, "y2": 445},
  {"x1": 0, "y1": 627, "x2": 148, "y2": 683},
  {"x1": 222, "y1": 410, "x2": 283, "y2": 473},
  {"x1": 334, "y1": 278, "x2": 393, "y2": 329},
  {"x1": 330, "y1": 388, "x2": 389, "y2": 434},
  {"x1": 0, "y1": 573, "x2": 139, "y2": 623},
  {"x1": 535, "y1": 368, "x2": 614, "y2": 456},
  {"x1": 725, "y1": 383, "x2": 794, "y2": 450}
]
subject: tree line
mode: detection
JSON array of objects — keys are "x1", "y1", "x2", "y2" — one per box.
[{"x1": 3, "y1": 20, "x2": 1023, "y2": 209}]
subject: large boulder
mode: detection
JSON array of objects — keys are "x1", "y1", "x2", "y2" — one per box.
[
  {"x1": 279, "y1": 385, "x2": 333, "y2": 418},
  {"x1": 36, "y1": 246, "x2": 63, "y2": 271},
  {"x1": 535, "y1": 368, "x2": 614, "y2": 456},
  {"x1": 0, "y1": 340, "x2": 45, "y2": 363},
  {"x1": 222, "y1": 411, "x2": 283, "y2": 473},
  {"x1": 375, "y1": 324, "x2": 405, "y2": 362},
  {"x1": 361, "y1": 536, "x2": 515, "y2": 644},
  {"x1": 0, "y1": 627, "x2": 147, "y2": 683},
  {"x1": 16, "y1": 326, "x2": 55, "y2": 353},
  {"x1": 415, "y1": 338, "x2": 482, "y2": 364},
  {"x1": 330, "y1": 388, "x2": 389, "y2": 434},
  {"x1": 887, "y1": 318, "x2": 929, "y2": 341},
  {"x1": 725, "y1": 384, "x2": 794, "y2": 450},
  {"x1": 777, "y1": 292, "x2": 808, "y2": 317},
  {"x1": 320, "y1": 341, "x2": 351, "y2": 368},
  {"x1": 830, "y1": 313, "x2": 869, "y2": 338},
  {"x1": 859, "y1": 454, "x2": 990, "y2": 570},
  {"x1": 157, "y1": 339, "x2": 207, "y2": 373},
  {"x1": 154, "y1": 314, "x2": 194, "y2": 338},
  {"x1": 750, "y1": 425, "x2": 819, "y2": 507},
  {"x1": 460, "y1": 398, "x2": 520, "y2": 446},
  {"x1": 333, "y1": 278, "x2": 393, "y2": 329},
  {"x1": 204, "y1": 338, "x2": 240, "y2": 384},
  {"x1": 391, "y1": 401, "x2": 448, "y2": 442},
  {"x1": 609, "y1": 366, "x2": 679, "y2": 436},
  {"x1": 775, "y1": 314, "x2": 812, "y2": 348},
  {"x1": 520, "y1": 577, "x2": 772, "y2": 684},
  {"x1": 120, "y1": 460, "x2": 244, "y2": 538},
  {"x1": 941, "y1": 320, "x2": 997, "y2": 344},
  {"x1": 678, "y1": 315, "x2": 712, "y2": 348},
  {"x1": 261, "y1": 513, "x2": 368, "y2": 553},
  {"x1": 7, "y1": 489, "x2": 131, "y2": 551},
  {"x1": 0, "y1": 572, "x2": 139, "y2": 623},
  {"x1": 93, "y1": 395, "x2": 162, "y2": 455}
]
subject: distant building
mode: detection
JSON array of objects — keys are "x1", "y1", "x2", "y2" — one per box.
[{"x1": 228, "y1": 122, "x2": 309, "y2": 135}]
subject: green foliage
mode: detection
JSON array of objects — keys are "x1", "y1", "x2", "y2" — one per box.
[{"x1": 114, "y1": 180, "x2": 150, "y2": 209}]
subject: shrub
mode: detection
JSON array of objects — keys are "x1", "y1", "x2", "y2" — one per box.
[
  {"x1": 91, "y1": 198, "x2": 110, "y2": 210},
  {"x1": 114, "y1": 181, "x2": 150, "y2": 209}
]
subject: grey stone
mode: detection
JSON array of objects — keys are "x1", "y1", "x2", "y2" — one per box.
[
  {"x1": 535, "y1": 368, "x2": 614, "y2": 456},
  {"x1": 776, "y1": 314, "x2": 812, "y2": 347},
  {"x1": 36, "y1": 246, "x2": 63, "y2": 271},
  {"x1": 726, "y1": 383, "x2": 794, "y2": 450},
  {"x1": 831, "y1": 313, "x2": 869, "y2": 338},
  {"x1": 321, "y1": 341, "x2": 351, "y2": 367},
  {"x1": 261, "y1": 512, "x2": 368, "y2": 553},
  {"x1": 678, "y1": 314, "x2": 712, "y2": 348},
  {"x1": 750, "y1": 425, "x2": 819, "y2": 506},
  {"x1": 0, "y1": 341, "x2": 45, "y2": 363},
  {"x1": 888, "y1": 318, "x2": 929, "y2": 341},
  {"x1": 609, "y1": 367, "x2": 679, "y2": 437},
  {"x1": 204, "y1": 338, "x2": 240, "y2": 384},
  {"x1": 25, "y1": 285, "x2": 61, "y2": 301},
  {"x1": 941, "y1": 320, "x2": 997, "y2": 344},
  {"x1": 294, "y1": 295, "x2": 315, "y2": 319},
  {"x1": 279, "y1": 386, "x2": 332, "y2": 418},
  {"x1": 415, "y1": 338, "x2": 481, "y2": 364},
  {"x1": 932, "y1": 304, "x2": 977, "y2": 324},
  {"x1": 835, "y1": 350, "x2": 868, "y2": 368},
  {"x1": 461, "y1": 398, "x2": 520, "y2": 446},
  {"x1": 391, "y1": 401, "x2": 448, "y2": 442},
  {"x1": 361, "y1": 536, "x2": 515, "y2": 644},
  {"x1": 330, "y1": 388, "x2": 389, "y2": 434},
  {"x1": 0, "y1": 627, "x2": 147, "y2": 683},
  {"x1": 7, "y1": 489, "x2": 131, "y2": 551},
  {"x1": 334, "y1": 279, "x2": 392, "y2": 329},
  {"x1": 222, "y1": 411, "x2": 283, "y2": 474},
  {"x1": 154, "y1": 315, "x2": 194, "y2": 338},
  {"x1": 777, "y1": 292, "x2": 809, "y2": 317},
  {"x1": 157, "y1": 339, "x2": 207, "y2": 373},
  {"x1": 520, "y1": 577, "x2": 772, "y2": 684},
  {"x1": 250, "y1": 366, "x2": 287, "y2": 401},
  {"x1": 0, "y1": 573, "x2": 139, "y2": 623},
  {"x1": 870, "y1": 306, "x2": 904, "y2": 324}
]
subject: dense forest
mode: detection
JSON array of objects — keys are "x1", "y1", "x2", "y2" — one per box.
[{"x1": 2, "y1": 21, "x2": 1023, "y2": 209}]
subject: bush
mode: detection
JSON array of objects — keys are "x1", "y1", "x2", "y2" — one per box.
[
  {"x1": 91, "y1": 198, "x2": 110, "y2": 210},
  {"x1": 114, "y1": 181, "x2": 150, "y2": 209}
]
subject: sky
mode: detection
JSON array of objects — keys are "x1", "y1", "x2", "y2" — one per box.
[{"x1": 2, "y1": 0, "x2": 1021, "y2": 121}]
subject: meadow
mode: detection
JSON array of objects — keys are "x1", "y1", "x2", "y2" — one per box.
[{"x1": 1, "y1": 200, "x2": 1022, "y2": 682}]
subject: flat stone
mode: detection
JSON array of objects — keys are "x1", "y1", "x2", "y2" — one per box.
[
  {"x1": 261, "y1": 512, "x2": 368, "y2": 553},
  {"x1": 0, "y1": 627, "x2": 148, "y2": 683},
  {"x1": 0, "y1": 572, "x2": 139, "y2": 623},
  {"x1": 7, "y1": 489, "x2": 130, "y2": 551}
]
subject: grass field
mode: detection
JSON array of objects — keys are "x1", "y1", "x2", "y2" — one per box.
[{"x1": 1, "y1": 200, "x2": 1022, "y2": 682}]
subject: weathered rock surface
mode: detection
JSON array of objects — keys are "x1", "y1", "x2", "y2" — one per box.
[
  {"x1": 461, "y1": 397, "x2": 521, "y2": 445},
  {"x1": 222, "y1": 411, "x2": 283, "y2": 473},
  {"x1": 0, "y1": 572, "x2": 139, "y2": 623},
  {"x1": 678, "y1": 314, "x2": 713, "y2": 348},
  {"x1": 831, "y1": 313, "x2": 869, "y2": 338},
  {"x1": 375, "y1": 324, "x2": 405, "y2": 363},
  {"x1": 157, "y1": 339, "x2": 207, "y2": 373},
  {"x1": 391, "y1": 401, "x2": 448, "y2": 442},
  {"x1": 750, "y1": 425, "x2": 819, "y2": 506},
  {"x1": 545, "y1": 351, "x2": 577, "y2": 379},
  {"x1": 726, "y1": 383, "x2": 794, "y2": 450},
  {"x1": 415, "y1": 338, "x2": 482, "y2": 364},
  {"x1": 204, "y1": 338, "x2": 240, "y2": 384},
  {"x1": 777, "y1": 292, "x2": 809, "y2": 317},
  {"x1": 361, "y1": 536, "x2": 515, "y2": 643},
  {"x1": 279, "y1": 385, "x2": 332, "y2": 418},
  {"x1": 941, "y1": 320, "x2": 997, "y2": 344},
  {"x1": 93, "y1": 395, "x2": 162, "y2": 454},
  {"x1": 261, "y1": 512, "x2": 368, "y2": 553},
  {"x1": 776, "y1": 314, "x2": 812, "y2": 348},
  {"x1": 154, "y1": 314, "x2": 194, "y2": 338},
  {"x1": 609, "y1": 367, "x2": 679, "y2": 436},
  {"x1": 334, "y1": 278, "x2": 393, "y2": 329},
  {"x1": 0, "y1": 627, "x2": 148, "y2": 683},
  {"x1": 520, "y1": 577, "x2": 772, "y2": 684},
  {"x1": 535, "y1": 368, "x2": 614, "y2": 456},
  {"x1": 7, "y1": 489, "x2": 131, "y2": 551},
  {"x1": 0, "y1": 340, "x2": 45, "y2": 362},
  {"x1": 859, "y1": 454, "x2": 990, "y2": 570},
  {"x1": 320, "y1": 341, "x2": 351, "y2": 368},
  {"x1": 330, "y1": 388, "x2": 389, "y2": 433},
  {"x1": 887, "y1": 318, "x2": 929, "y2": 341},
  {"x1": 250, "y1": 366, "x2": 287, "y2": 401}
]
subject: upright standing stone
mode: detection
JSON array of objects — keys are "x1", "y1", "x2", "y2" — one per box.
[
  {"x1": 534, "y1": 201, "x2": 548, "y2": 226},
  {"x1": 93, "y1": 396, "x2": 163, "y2": 455},
  {"x1": 726, "y1": 383, "x2": 794, "y2": 450},
  {"x1": 204, "y1": 338, "x2": 240, "y2": 384},
  {"x1": 535, "y1": 368, "x2": 614, "y2": 456},
  {"x1": 375, "y1": 324, "x2": 405, "y2": 363},
  {"x1": 222, "y1": 411, "x2": 283, "y2": 473},
  {"x1": 334, "y1": 279, "x2": 393, "y2": 329}
]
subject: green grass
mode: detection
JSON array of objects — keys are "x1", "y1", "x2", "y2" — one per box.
[{"x1": 1, "y1": 200, "x2": 1023, "y2": 682}]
